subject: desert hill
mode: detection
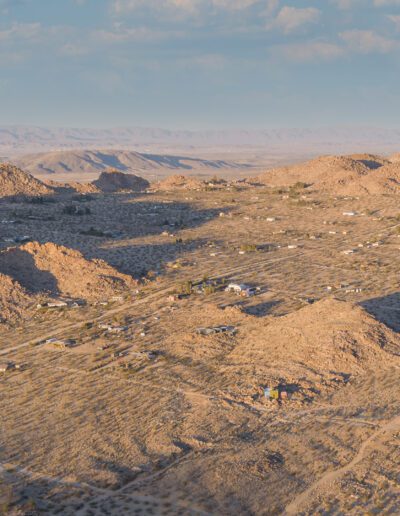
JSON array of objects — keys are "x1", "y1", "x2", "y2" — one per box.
[
  {"x1": 253, "y1": 153, "x2": 400, "y2": 194},
  {"x1": 11, "y1": 149, "x2": 246, "y2": 177},
  {"x1": 0, "y1": 273, "x2": 32, "y2": 324},
  {"x1": 0, "y1": 241, "x2": 135, "y2": 305},
  {"x1": 160, "y1": 298, "x2": 400, "y2": 402},
  {"x1": 151, "y1": 174, "x2": 206, "y2": 191},
  {"x1": 228, "y1": 298, "x2": 400, "y2": 389},
  {"x1": 0, "y1": 163, "x2": 54, "y2": 198},
  {"x1": 43, "y1": 178, "x2": 100, "y2": 194},
  {"x1": 92, "y1": 169, "x2": 149, "y2": 192}
]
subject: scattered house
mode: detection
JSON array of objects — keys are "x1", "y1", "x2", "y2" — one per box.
[
  {"x1": 297, "y1": 296, "x2": 316, "y2": 305},
  {"x1": 110, "y1": 295, "x2": 124, "y2": 302},
  {"x1": 37, "y1": 299, "x2": 86, "y2": 309},
  {"x1": 263, "y1": 387, "x2": 292, "y2": 401},
  {"x1": 130, "y1": 351, "x2": 157, "y2": 360},
  {"x1": 0, "y1": 362, "x2": 15, "y2": 373},
  {"x1": 47, "y1": 301, "x2": 69, "y2": 308},
  {"x1": 342, "y1": 249, "x2": 355, "y2": 255},
  {"x1": 225, "y1": 283, "x2": 260, "y2": 297},
  {"x1": 45, "y1": 338, "x2": 76, "y2": 349},
  {"x1": 196, "y1": 325, "x2": 237, "y2": 336},
  {"x1": 343, "y1": 211, "x2": 357, "y2": 216},
  {"x1": 113, "y1": 351, "x2": 128, "y2": 358},
  {"x1": 99, "y1": 323, "x2": 128, "y2": 333}
]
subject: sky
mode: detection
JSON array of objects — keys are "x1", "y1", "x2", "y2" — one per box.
[{"x1": 1, "y1": 0, "x2": 400, "y2": 129}]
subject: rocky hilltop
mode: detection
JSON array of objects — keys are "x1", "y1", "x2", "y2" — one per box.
[
  {"x1": 92, "y1": 169, "x2": 149, "y2": 192},
  {"x1": 0, "y1": 242, "x2": 136, "y2": 320},
  {"x1": 0, "y1": 163, "x2": 54, "y2": 198},
  {"x1": 253, "y1": 153, "x2": 400, "y2": 195}
]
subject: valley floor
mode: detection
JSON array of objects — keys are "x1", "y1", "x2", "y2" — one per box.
[{"x1": 1, "y1": 185, "x2": 400, "y2": 514}]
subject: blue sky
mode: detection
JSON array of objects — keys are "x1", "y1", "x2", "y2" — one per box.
[{"x1": 1, "y1": 0, "x2": 400, "y2": 129}]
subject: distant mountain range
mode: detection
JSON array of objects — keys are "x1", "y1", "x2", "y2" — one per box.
[
  {"x1": 1, "y1": 125, "x2": 400, "y2": 156},
  {"x1": 10, "y1": 149, "x2": 249, "y2": 177}
]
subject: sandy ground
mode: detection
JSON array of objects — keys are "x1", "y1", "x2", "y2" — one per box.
[{"x1": 0, "y1": 174, "x2": 400, "y2": 514}]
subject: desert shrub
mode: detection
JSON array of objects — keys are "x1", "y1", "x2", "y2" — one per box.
[
  {"x1": 294, "y1": 199, "x2": 310, "y2": 207},
  {"x1": 203, "y1": 284, "x2": 216, "y2": 295},
  {"x1": 63, "y1": 204, "x2": 91, "y2": 216},
  {"x1": 80, "y1": 227, "x2": 106, "y2": 237},
  {"x1": 179, "y1": 280, "x2": 193, "y2": 295},
  {"x1": 240, "y1": 243, "x2": 258, "y2": 252},
  {"x1": 72, "y1": 194, "x2": 94, "y2": 202},
  {"x1": 292, "y1": 181, "x2": 309, "y2": 190},
  {"x1": 27, "y1": 196, "x2": 56, "y2": 204}
]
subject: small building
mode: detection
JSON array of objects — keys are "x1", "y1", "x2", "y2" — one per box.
[
  {"x1": 225, "y1": 283, "x2": 259, "y2": 297},
  {"x1": 196, "y1": 326, "x2": 236, "y2": 336},
  {"x1": 0, "y1": 362, "x2": 15, "y2": 373},
  {"x1": 45, "y1": 338, "x2": 76, "y2": 349},
  {"x1": 99, "y1": 323, "x2": 128, "y2": 333}
]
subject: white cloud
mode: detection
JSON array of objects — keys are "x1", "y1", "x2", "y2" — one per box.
[
  {"x1": 333, "y1": 0, "x2": 359, "y2": 8},
  {"x1": 387, "y1": 14, "x2": 400, "y2": 30},
  {"x1": 340, "y1": 29, "x2": 398, "y2": 53},
  {"x1": 111, "y1": 0, "x2": 261, "y2": 14},
  {"x1": 0, "y1": 22, "x2": 41, "y2": 42},
  {"x1": 212, "y1": 0, "x2": 261, "y2": 9},
  {"x1": 93, "y1": 25, "x2": 184, "y2": 42},
  {"x1": 270, "y1": 6, "x2": 321, "y2": 34},
  {"x1": 374, "y1": 0, "x2": 400, "y2": 6},
  {"x1": 274, "y1": 40, "x2": 344, "y2": 62}
]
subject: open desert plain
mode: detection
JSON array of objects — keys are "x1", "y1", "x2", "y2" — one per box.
[{"x1": 0, "y1": 152, "x2": 399, "y2": 515}]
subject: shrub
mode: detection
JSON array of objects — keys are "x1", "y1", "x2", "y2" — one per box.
[{"x1": 240, "y1": 243, "x2": 258, "y2": 252}]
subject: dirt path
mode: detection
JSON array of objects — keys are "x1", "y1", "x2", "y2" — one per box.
[{"x1": 284, "y1": 414, "x2": 400, "y2": 515}]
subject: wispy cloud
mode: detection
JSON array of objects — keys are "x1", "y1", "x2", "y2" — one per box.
[
  {"x1": 340, "y1": 29, "x2": 399, "y2": 53},
  {"x1": 269, "y1": 6, "x2": 321, "y2": 34},
  {"x1": 93, "y1": 24, "x2": 185, "y2": 43},
  {"x1": 374, "y1": 0, "x2": 400, "y2": 6},
  {"x1": 387, "y1": 14, "x2": 400, "y2": 30},
  {"x1": 273, "y1": 40, "x2": 344, "y2": 62},
  {"x1": 111, "y1": 0, "x2": 261, "y2": 15},
  {"x1": 0, "y1": 22, "x2": 41, "y2": 42}
]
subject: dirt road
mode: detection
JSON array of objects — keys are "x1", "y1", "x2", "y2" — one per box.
[{"x1": 284, "y1": 414, "x2": 400, "y2": 515}]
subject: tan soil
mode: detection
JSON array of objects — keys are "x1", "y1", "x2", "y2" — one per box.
[{"x1": 1, "y1": 171, "x2": 400, "y2": 515}]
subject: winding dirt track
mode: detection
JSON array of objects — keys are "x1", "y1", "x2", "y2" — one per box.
[{"x1": 284, "y1": 414, "x2": 400, "y2": 515}]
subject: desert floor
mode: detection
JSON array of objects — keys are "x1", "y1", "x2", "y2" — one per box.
[{"x1": 1, "y1": 184, "x2": 400, "y2": 514}]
